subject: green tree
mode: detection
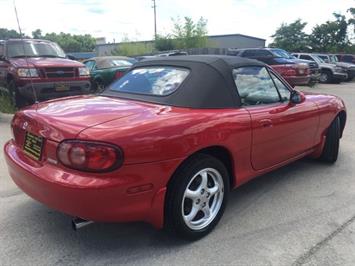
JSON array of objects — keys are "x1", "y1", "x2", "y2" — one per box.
[
  {"x1": 345, "y1": 8, "x2": 355, "y2": 53},
  {"x1": 269, "y1": 19, "x2": 309, "y2": 52},
  {"x1": 347, "y1": 8, "x2": 355, "y2": 42},
  {"x1": 0, "y1": 28, "x2": 26, "y2": 39},
  {"x1": 348, "y1": 8, "x2": 355, "y2": 31},
  {"x1": 172, "y1": 17, "x2": 208, "y2": 49},
  {"x1": 33, "y1": 31, "x2": 96, "y2": 52},
  {"x1": 32, "y1": 29, "x2": 42, "y2": 39},
  {"x1": 153, "y1": 17, "x2": 208, "y2": 51},
  {"x1": 154, "y1": 34, "x2": 175, "y2": 51},
  {"x1": 309, "y1": 13, "x2": 349, "y2": 52},
  {"x1": 112, "y1": 36, "x2": 153, "y2": 56}
]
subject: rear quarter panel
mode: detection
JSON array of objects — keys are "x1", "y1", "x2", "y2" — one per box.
[
  {"x1": 78, "y1": 107, "x2": 253, "y2": 186},
  {"x1": 306, "y1": 93, "x2": 346, "y2": 143}
]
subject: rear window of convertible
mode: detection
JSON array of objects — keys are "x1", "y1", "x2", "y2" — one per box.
[{"x1": 109, "y1": 67, "x2": 190, "y2": 96}]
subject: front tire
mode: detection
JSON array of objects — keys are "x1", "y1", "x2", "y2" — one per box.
[
  {"x1": 165, "y1": 154, "x2": 229, "y2": 240},
  {"x1": 319, "y1": 70, "x2": 332, "y2": 83},
  {"x1": 319, "y1": 116, "x2": 340, "y2": 163},
  {"x1": 92, "y1": 79, "x2": 105, "y2": 93},
  {"x1": 7, "y1": 80, "x2": 28, "y2": 108}
]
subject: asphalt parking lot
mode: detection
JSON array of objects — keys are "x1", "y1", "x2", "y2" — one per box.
[{"x1": 0, "y1": 82, "x2": 355, "y2": 265}]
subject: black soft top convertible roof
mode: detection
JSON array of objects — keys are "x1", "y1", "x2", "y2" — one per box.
[{"x1": 102, "y1": 55, "x2": 266, "y2": 108}]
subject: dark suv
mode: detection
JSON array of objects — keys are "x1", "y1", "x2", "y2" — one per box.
[
  {"x1": 228, "y1": 48, "x2": 320, "y2": 86},
  {"x1": 335, "y1": 54, "x2": 355, "y2": 64},
  {"x1": 0, "y1": 39, "x2": 91, "y2": 107}
]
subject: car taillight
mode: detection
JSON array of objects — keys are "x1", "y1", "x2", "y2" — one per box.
[
  {"x1": 57, "y1": 140, "x2": 123, "y2": 172},
  {"x1": 114, "y1": 71, "x2": 124, "y2": 80}
]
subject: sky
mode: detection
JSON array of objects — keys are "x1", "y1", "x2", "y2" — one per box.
[{"x1": 0, "y1": 0, "x2": 353, "y2": 44}]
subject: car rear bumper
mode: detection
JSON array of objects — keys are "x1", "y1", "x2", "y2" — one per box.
[
  {"x1": 4, "y1": 140, "x2": 181, "y2": 228},
  {"x1": 17, "y1": 80, "x2": 91, "y2": 100},
  {"x1": 283, "y1": 75, "x2": 311, "y2": 86}
]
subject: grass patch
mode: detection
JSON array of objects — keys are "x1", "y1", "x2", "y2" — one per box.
[{"x1": 0, "y1": 88, "x2": 16, "y2": 114}]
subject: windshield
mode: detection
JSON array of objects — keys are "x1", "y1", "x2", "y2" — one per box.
[
  {"x1": 109, "y1": 59, "x2": 137, "y2": 67},
  {"x1": 6, "y1": 41, "x2": 66, "y2": 58},
  {"x1": 329, "y1": 55, "x2": 338, "y2": 63},
  {"x1": 318, "y1": 55, "x2": 329, "y2": 61},
  {"x1": 271, "y1": 49, "x2": 295, "y2": 59},
  {"x1": 109, "y1": 66, "x2": 190, "y2": 96},
  {"x1": 313, "y1": 55, "x2": 325, "y2": 64},
  {"x1": 101, "y1": 59, "x2": 136, "y2": 69}
]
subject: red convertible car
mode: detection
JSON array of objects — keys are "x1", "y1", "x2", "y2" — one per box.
[{"x1": 4, "y1": 56, "x2": 346, "y2": 239}]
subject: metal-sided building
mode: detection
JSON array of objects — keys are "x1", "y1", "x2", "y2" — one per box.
[
  {"x1": 208, "y1": 34, "x2": 265, "y2": 49},
  {"x1": 95, "y1": 33, "x2": 266, "y2": 56}
]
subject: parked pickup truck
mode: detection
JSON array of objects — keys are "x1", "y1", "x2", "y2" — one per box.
[
  {"x1": 293, "y1": 53, "x2": 348, "y2": 83},
  {"x1": 0, "y1": 39, "x2": 91, "y2": 108},
  {"x1": 227, "y1": 48, "x2": 320, "y2": 86},
  {"x1": 315, "y1": 53, "x2": 355, "y2": 81}
]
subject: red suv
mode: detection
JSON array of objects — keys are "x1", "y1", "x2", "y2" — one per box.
[
  {"x1": 0, "y1": 39, "x2": 91, "y2": 107},
  {"x1": 227, "y1": 48, "x2": 320, "y2": 87}
]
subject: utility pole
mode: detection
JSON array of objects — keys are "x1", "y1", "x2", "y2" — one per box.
[{"x1": 152, "y1": 0, "x2": 157, "y2": 40}]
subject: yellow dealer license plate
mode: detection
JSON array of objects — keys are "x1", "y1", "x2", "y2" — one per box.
[
  {"x1": 55, "y1": 83, "x2": 69, "y2": 91},
  {"x1": 23, "y1": 132, "x2": 44, "y2": 161}
]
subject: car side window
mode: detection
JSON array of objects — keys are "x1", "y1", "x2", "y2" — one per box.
[
  {"x1": 84, "y1": 60, "x2": 95, "y2": 70},
  {"x1": 270, "y1": 72, "x2": 290, "y2": 101},
  {"x1": 233, "y1": 66, "x2": 281, "y2": 106},
  {"x1": 254, "y1": 50, "x2": 272, "y2": 57},
  {"x1": 300, "y1": 55, "x2": 313, "y2": 61},
  {"x1": 343, "y1": 55, "x2": 352, "y2": 62},
  {"x1": 242, "y1": 50, "x2": 256, "y2": 57}
]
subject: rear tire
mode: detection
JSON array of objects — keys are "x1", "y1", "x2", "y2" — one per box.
[
  {"x1": 165, "y1": 154, "x2": 230, "y2": 240},
  {"x1": 319, "y1": 116, "x2": 340, "y2": 163}
]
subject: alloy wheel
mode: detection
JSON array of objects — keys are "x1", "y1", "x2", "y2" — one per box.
[
  {"x1": 320, "y1": 72, "x2": 329, "y2": 83},
  {"x1": 181, "y1": 168, "x2": 224, "y2": 231}
]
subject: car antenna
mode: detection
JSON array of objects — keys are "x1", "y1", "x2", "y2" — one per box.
[{"x1": 13, "y1": 0, "x2": 39, "y2": 105}]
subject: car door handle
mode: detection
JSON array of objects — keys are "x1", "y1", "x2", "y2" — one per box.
[{"x1": 259, "y1": 119, "x2": 272, "y2": 128}]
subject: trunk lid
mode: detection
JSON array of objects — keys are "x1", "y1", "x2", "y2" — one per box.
[{"x1": 12, "y1": 95, "x2": 157, "y2": 143}]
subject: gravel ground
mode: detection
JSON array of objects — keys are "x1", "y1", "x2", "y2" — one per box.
[{"x1": 0, "y1": 82, "x2": 354, "y2": 265}]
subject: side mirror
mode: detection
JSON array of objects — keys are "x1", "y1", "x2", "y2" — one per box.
[
  {"x1": 0, "y1": 55, "x2": 5, "y2": 61},
  {"x1": 290, "y1": 90, "x2": 305, "y2": 104}
]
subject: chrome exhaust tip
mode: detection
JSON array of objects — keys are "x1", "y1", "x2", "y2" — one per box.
[{"x1": 72, "y1": 217, "x2": 93, "y2": 231}]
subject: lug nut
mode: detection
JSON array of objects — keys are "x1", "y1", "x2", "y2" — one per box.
[
  {"x1": 196, "y1": 199, "x2": 200, "y2": 204},
  {"x1": 201, "y1": 189, "x2": 205, "y2": 195}
]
